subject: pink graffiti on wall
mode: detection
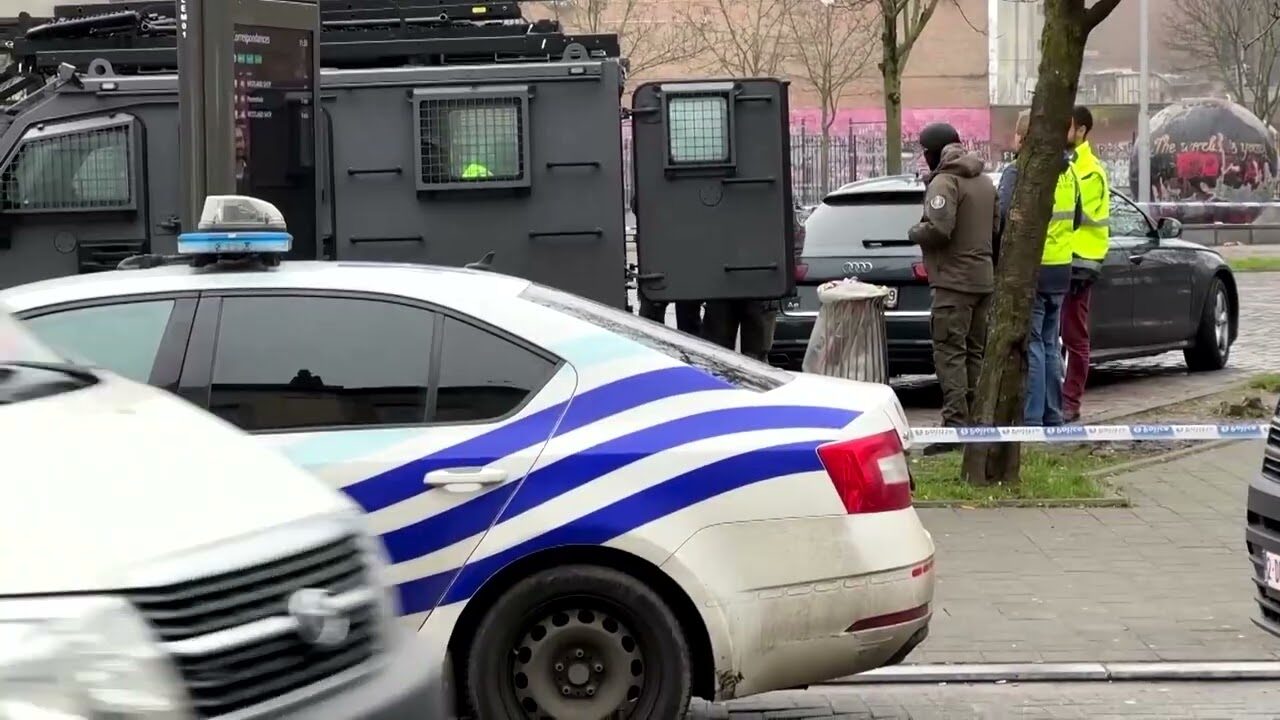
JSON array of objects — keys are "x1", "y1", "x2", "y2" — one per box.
[{"x1": 789, "y1": 107, "x2": 991, "y2": 141}]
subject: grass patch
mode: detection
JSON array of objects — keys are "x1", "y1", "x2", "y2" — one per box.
[
  {"x1": 910, "y1": 446, "x2": 1113, "y2": 505},
  {"x1": 1229, "y1": 256, "x2": 1280, "y2": 273},
  {"x1": 909, "y1": 373, "x2": 1280, "y2": 506},
  {"x1": 1247, "y1": 373, "x2": 1280, "y2": 394}
]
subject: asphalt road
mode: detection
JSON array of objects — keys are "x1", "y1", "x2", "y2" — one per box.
[{"x1": 690, "y1": 681, "x2": 1280, "y2": 718}]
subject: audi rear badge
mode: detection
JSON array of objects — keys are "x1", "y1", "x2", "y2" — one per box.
[{"x1": 843, "y1": 261, "x2": 873, "y2": 274}]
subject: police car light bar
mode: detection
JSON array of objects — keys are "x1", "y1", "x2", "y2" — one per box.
[{"x1": 176, "y1": 195, "x2": 293, "y2": 257}]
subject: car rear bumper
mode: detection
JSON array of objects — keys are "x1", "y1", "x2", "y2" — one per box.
[
  {"x1": 1247, "y1": 450, "x2": 1280, "y2": 637},
  {"x1": 665, "y1": 510, "x2": 935, "y2": 700},
  {"x1": 771, "y1": 311, "x2": 934, "y2": 375}
]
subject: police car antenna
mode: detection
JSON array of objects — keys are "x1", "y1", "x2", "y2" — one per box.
[{"x1": 465, "y1": 250, "x2": 496, "y2": 271}]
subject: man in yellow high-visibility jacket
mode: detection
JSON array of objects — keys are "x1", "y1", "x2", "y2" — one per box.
[
  {"x1": 1062, "y1": 106, "x2": 1110, "y2": 423},
  {"x1": 1024, "y1": 144, "x2": 1078, "y2": 428},
  {"x1": 461, "y1": 161, "x2": 493, "y2": 179}
]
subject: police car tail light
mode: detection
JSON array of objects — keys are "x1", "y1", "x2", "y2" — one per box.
[
  {"x1": 911, "y1": 262, "x2": 928, "y2": 281},
  {"x1": 816, "y1": 429, "x2": 912, "y2": 514},
  {"x1": 795, "y1": 263, "x2": 809, "y2": 281}
]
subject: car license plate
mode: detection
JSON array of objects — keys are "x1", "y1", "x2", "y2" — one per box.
[
  {"x1": 1267, "y1": 551, "x2": 1280, "y2": 591},
  {"x1": 884, "y1": 287, "x2": 899, "y2": 309}
]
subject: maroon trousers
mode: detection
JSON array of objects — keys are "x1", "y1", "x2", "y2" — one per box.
[{"x1": 1061, "y1": 284, "x2": 1092, "y2": 417}]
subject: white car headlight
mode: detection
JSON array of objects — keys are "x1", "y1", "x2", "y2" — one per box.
[{"x1": 0, "y1": 596, "x2": 191, "y2": 720}]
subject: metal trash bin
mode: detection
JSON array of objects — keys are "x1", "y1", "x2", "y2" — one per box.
[{"x1": 801, "y1": 279, "x2": 890, "y2": 384}]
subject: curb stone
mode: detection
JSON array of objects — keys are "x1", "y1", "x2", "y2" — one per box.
[
  {"x1": 822, "y1": 661, "x2": 1280, "y2": 685},
  {"x1": 1081, "y1": 437, "x2": 1246, "y2": 479},
  {"x1": 913, "y1": 495, "x2": 1129, "y2": 509}
]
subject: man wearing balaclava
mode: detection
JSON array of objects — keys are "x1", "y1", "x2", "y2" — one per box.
[{"x1": 908, "y1": 123, "x2": 998, "y2": 428}]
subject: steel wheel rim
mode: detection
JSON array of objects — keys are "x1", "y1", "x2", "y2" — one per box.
[
  {"x1": 1214, "y1": 289, "x2": 1229, "y2": 354},
  {"x1": 510, "y1": 607, "x2": 646, "y2": 719}
]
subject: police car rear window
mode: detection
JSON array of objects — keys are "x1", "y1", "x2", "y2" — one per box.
[{"x1": 520, "y1": 285, "x2": 793, "y2": 392}]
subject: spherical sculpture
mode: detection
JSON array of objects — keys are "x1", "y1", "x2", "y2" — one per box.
[{"x1": 1130, "y1": 97, "x2": 1278, "y2": 224}]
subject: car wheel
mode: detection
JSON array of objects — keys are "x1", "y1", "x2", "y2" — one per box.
[
  {"x1": 464, "y1": 565, "x2": 692, "y2": 720},
  {"x1": 1184, "y1": 277, "x2": 1231, "y2": 372}
]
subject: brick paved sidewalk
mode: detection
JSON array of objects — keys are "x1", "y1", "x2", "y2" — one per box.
[
  {"x1": 689, "y1": 681, "x2": 1280, "y2": 719},
  {"x1": 912, "y1": 440, "x2": 1279, "y2": 665}
]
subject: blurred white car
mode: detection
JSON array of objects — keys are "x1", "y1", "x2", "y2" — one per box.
[{"x1": 0, "y1": 308, "x2": 448, "y2": 719}]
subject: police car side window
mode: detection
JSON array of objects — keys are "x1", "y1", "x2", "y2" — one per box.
[
  {"x1": 24, "y1": 300, "x2": 175, "y2": 383},
  {"x1": 208, "y1": 296, "x2": 434, "y2": 432},
  {"x1": 433, "y1": 316, "x2": 556, "y2": 423}
]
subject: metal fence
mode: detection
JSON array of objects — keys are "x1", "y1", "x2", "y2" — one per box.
[{"x1": 619, "y1": 129, "x2": 1264, "y2": 211}]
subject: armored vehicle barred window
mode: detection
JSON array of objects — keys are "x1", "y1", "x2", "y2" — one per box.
[
  {"x1": 1, "y1": 117, "x2": 136, "y2": 212},
  {"x1": 413, "y1": 86, "x2": 531, "y2": 191},
  {"x1": 668, "y1": 94, "x2": 731, "y2": 165}
]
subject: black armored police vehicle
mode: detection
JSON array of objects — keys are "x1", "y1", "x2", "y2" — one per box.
[{"x1": 0, "y1": 1, "x2": 797, "y2": 310}]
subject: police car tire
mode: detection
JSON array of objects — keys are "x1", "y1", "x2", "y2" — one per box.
[
  {"x1": 464, "y1": 564, "x2": 692, "y2": 719},
  {"x1": 1184, "y1": 277, "x2": 1230, "y2": 372}
]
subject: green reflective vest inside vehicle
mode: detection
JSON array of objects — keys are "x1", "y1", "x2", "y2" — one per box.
[
  {"x1": 1044, "y1": 166, "x2": 1079, "y2": 267},
  {"x1": 1069, "y1": 141, "x2": 1111, "y2": 263},
  {"x1": 461, "y1": 163, "x2": 493, "y2": 179}
]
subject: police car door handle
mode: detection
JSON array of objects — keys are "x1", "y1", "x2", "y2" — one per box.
[
  {"x1": 425, "y1": 467, "x2": 508, "y2": 491},
  {"x1": 1128, "y1": 254, "x2": 1146, "y2": 265}
]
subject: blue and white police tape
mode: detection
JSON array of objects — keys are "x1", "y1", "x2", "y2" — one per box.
[{"x1": 909, "y1": 423, "x2": 1270, "y2": 445}]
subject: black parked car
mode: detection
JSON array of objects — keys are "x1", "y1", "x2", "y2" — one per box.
[
  {"x1": 770, "y1": 174, "x2": 1239, "y2": 376},
  {"x1": 1247, "y1": 399, "x2": 1280, "y2": 637}
]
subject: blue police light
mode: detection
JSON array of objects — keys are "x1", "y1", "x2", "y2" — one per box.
[{"x1": 176, "y1": 195, "x2": 292, "y2": 258}]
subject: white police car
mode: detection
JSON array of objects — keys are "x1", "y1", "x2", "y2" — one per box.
[{"x1": 0, "y1": 197, "x2": 936, "y2": 718}]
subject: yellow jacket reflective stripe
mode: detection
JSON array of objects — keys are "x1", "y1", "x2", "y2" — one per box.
[
  {"x1": 461, "y1": 162, "x2": 493, "y2": 179},
  {"x1": 1044, "y1": 165, "x2": 1078, "y2": 267},
  {"x1": 1070, "y1": 141, "x2": 1110, "y2": 263}
]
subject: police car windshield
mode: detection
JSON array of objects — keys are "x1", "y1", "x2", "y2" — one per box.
[
  {"x1": 0, "y1": 309, "x2": 96, "y2": 405},
  {"x1": 520, "y1": 285, "x2": 793, "y2": 392}
]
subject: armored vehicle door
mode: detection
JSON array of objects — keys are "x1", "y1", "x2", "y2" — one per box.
[
  {"x1": 0, "y1": 114, "x2": 155, "y2": 289},
  {"x1": 630, "y1": 79, "x2": 795, "y2": 303}
]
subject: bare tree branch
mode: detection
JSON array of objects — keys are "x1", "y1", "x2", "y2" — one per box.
[
  {"x1": 675, "y1": 0, "x2": 795, "y2": 77},
  {"x1": 541, "y1": 0, "x2": 709, "y2": 77},
  {"x1": 1244, "y1": 2, "x2": 1280, "y2": 49},
  {"x1": 785, "y1": 0, "x2": 877, "y2": 192},
  {"x1": 1084, "y1": 0, "x2": 1126, "y2": 31},
  {"x1": 1168, "y1": 0, "x2": 1280, "y2": 122}
]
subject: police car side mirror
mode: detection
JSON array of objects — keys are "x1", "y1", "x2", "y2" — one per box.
[{"x1": 1156, "y1": 217, "x2": 1182, "y2": 241}]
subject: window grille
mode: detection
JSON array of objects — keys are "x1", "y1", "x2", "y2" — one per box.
[
  {"x1": 667, "y1": 95, "x2": 731, "y2": 165},
  {"x1": 1, "y1": 123, "x2": 134, "y2": 212},
  {"x1": 413, "y1": 87, "x2": 530, "y2": 191}
]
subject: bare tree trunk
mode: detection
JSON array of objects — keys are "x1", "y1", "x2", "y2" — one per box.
[
  {"x1": 881, "y1": 14, "x2": 903, "y2": 175},
  {"x1": 961, "y1": 0, "x2": 1104, "y2": 485},
  {"x1": 820, "y1": 107, "x2": 832, "y2": 195}
]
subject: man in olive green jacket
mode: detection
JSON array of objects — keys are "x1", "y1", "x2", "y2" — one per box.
[{"x1": 908, "y1": 124, "x2": 999, "y2": 427}]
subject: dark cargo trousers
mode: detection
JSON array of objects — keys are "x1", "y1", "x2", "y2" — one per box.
[
  {"x1": 639, "y1": 295, "x2": 704, "y2": 337},
  {"x1": 703, "y1": 300, "x2": 777, "y2": 361},
  {"x1": 930, "y1": 288, "x2": 992, "y2": 427}
]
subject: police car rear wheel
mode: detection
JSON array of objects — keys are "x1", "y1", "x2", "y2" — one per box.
[{"x1": 465, "y1": 564, "x2": 692, "y2": 720}]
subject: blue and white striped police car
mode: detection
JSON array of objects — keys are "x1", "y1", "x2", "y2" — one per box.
[{"x1": 0, "y1": 197, "x2": 935, "y2": 718}]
